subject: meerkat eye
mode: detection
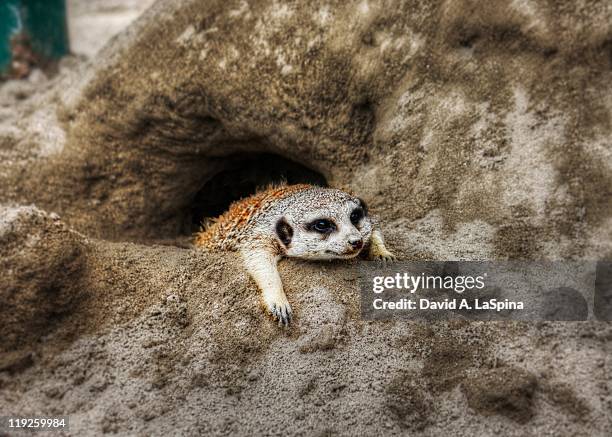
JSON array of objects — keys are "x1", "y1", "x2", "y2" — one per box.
[
  {"x1": 350, "y1": 207, "x2": 364, "y2": 226},
  {"x1": 309, "y1": 219, "x2": 336, "y2": 234}
]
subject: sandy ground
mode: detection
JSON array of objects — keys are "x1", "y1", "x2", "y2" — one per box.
[
  {"x1": 0, "y1": 0, "x2": 611, "y2": 435},
  {"x1": 67, "y1": 0, "x2": 156, "y2": 58}
]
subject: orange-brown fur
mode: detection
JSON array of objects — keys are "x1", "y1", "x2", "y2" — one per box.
[{"x1": 194, "y1": 184, "x2": 311, "y2": 250}]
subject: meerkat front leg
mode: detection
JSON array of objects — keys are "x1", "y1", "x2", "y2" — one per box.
[
  {"x1": 240, "y1": 247, "x2": 292, "y2": 326},
  {"x1": 368, "y1": 229, "x2": 397, "y2": 262}
]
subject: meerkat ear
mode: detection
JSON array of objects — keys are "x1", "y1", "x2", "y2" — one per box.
[
  {"x1": 275, "y1": 217, "x2": 293, "y2": 247},
  {"x1": 357, "y1": 198, "x2": 368, "y2": 215}
]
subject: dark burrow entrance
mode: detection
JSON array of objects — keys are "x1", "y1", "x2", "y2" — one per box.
[{"x1": 187, "y1": 153, "x2": 327, "y2": 233}]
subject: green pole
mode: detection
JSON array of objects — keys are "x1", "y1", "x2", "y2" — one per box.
[
  {"x1": 0, "y1": 0, "x2": 21, "y2": 73},
  {"x1": 21, "y1": 0, "x2": 70, "y2": 61},
  {"x1": 0, "y1": 0, "x2": 69, "y2": 75}
]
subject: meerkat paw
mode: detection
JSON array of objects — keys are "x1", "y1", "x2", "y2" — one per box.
[
  {"x1": 264, "y1": 293, "x2": 293, "y2": 326},
  {"x1": 241, "y1": 248, "x2": 293, "y2": 327},
  {"x1": 369, "y1": 247, "x2": 397, "y2": 264},
  {"x1": 368, "y1": 229, "x2": 397, "y2": 264}
]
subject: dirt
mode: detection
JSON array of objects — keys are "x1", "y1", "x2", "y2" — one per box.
[
  {"x1": 1, "y1": 0, "x2": 611, "y2": 435},
  {"x1": 462, "y1": 366, "x2": 538, "y2": 423}
]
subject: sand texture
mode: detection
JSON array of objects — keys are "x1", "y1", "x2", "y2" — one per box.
[{"x1": 1, "y1": 0, "x2": 611, "y2": 435}]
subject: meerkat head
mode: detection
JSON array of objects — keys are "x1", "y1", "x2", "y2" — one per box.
[{"x1": 274, "y1": 188, "x2": 373, "y2": 260}]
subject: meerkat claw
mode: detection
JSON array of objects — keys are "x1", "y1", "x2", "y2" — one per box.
[
  {"x1": 279, "y1": 305, "x2": 292, "y2": 326},
  {"x1": 383, "y1": 253, "x2": 396, "y2": 267},
  {"x1": 270, "y1": 302, "x2": 292, "y2": 326},
  {"x1": 372, "y1": 251, "x2": 397, "y2": 264},
  {"x1": 384, "y1": 253, "x2": 397, "y2": 262},
  {"x1": 284, "y1": 305, "x2": 293, "y2": 324}
]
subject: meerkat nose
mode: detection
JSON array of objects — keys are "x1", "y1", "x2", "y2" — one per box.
[{"x1": 349, "y1": 238, "x2": 363, "y2": 250}]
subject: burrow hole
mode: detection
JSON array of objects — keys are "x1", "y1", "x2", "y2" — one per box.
[{"x1": 187, "y1": 153, "x2": 328, "y2": 233}]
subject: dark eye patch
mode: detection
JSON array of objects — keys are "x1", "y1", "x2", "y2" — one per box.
[
  {"x1": 307, "y1": 218, "x2": 337, "y2": 234},
  {"x1": 350, "y1": 207, "x2": 364, "y2": 226},
  {"x1": 356, "y1": 198, "x2": 368, "y2": 215},
  {"x1": 276, "y1": 217, "x2": 293, "y2": 247}
]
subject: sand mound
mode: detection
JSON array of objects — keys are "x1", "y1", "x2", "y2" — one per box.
[{"x1": 1, "y1": 0, "x2": 611, "y2": 434}]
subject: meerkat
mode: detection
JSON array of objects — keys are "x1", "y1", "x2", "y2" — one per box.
[{"x1": 195, "y1": 184, "x2": 396, "y2": 326}]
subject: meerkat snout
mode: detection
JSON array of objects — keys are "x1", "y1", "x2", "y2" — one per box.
[{"x1": 349, "y1": 237, "x2": 363, "y2": 250}]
